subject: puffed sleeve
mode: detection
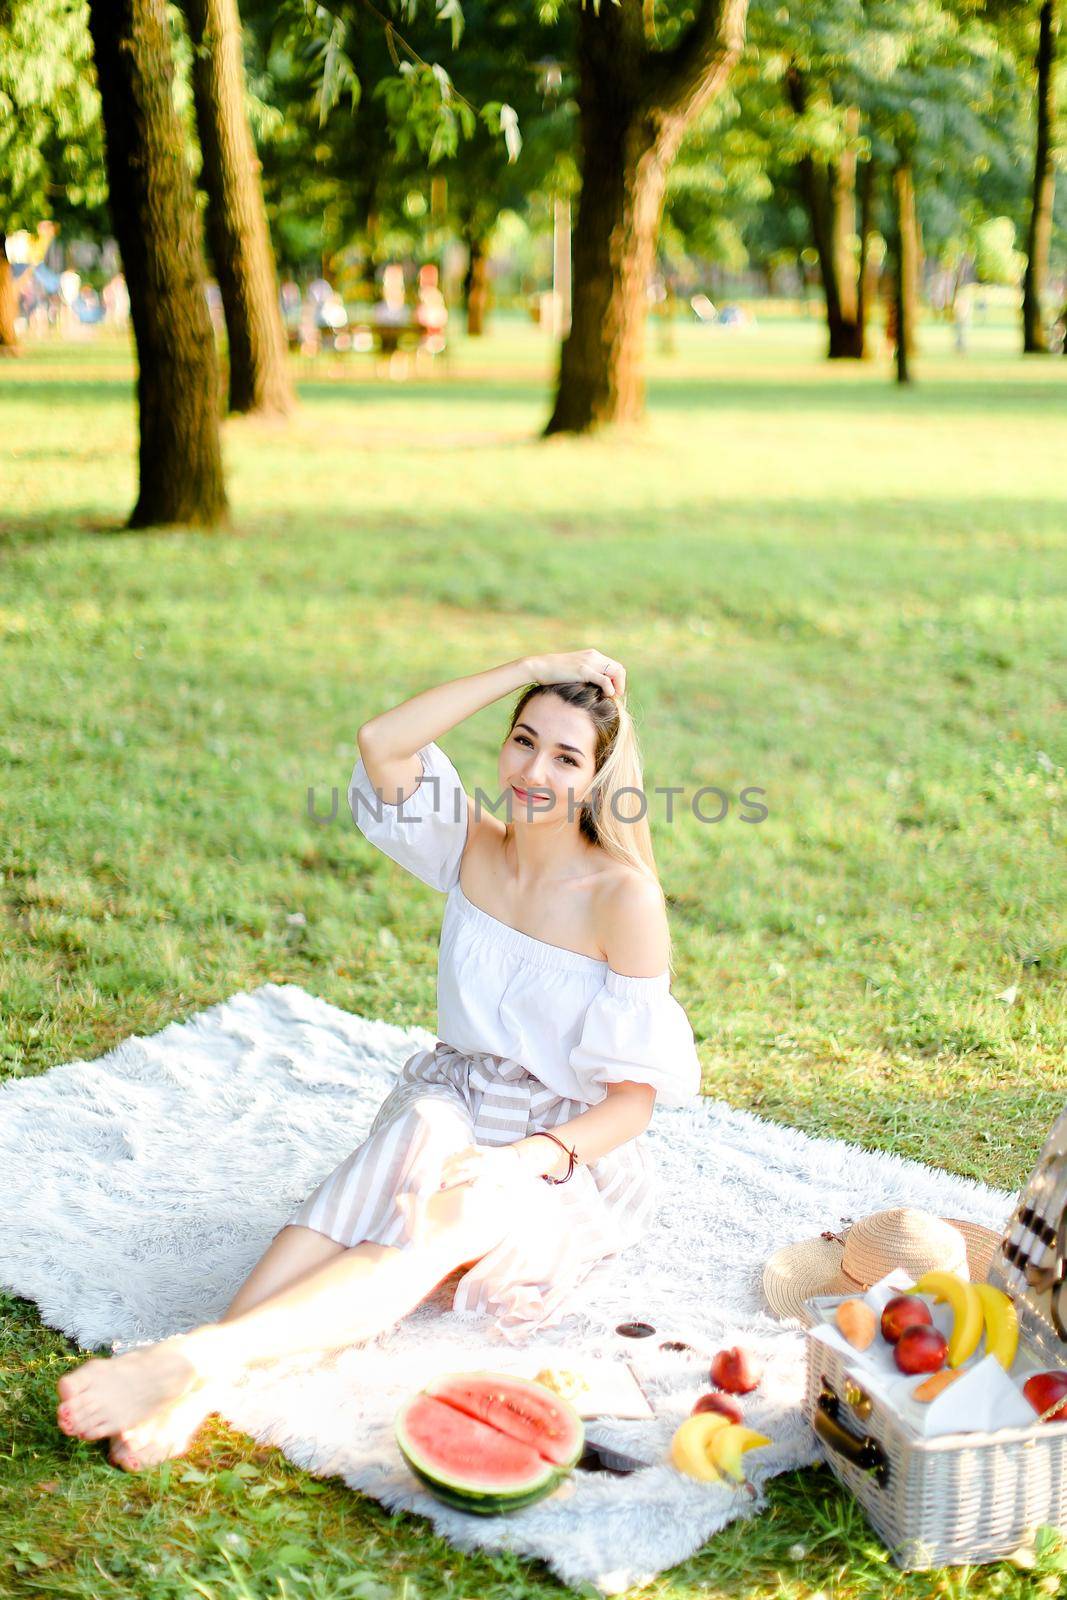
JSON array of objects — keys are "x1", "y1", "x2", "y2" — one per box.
[
  {"x1": 568, "y1": 970, "x2": 702, "y2": 1110},
  {"x1": 348, "y1": 740, "x2": 469, "y2": 894}
]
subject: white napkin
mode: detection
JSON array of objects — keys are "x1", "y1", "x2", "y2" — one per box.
[{"x1": 808, "y1": 1270, "x2": 1037, "y2": 1438}]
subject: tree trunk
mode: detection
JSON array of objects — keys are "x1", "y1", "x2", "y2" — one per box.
[
  {"x1": 464, "y1": 234, "x2": 490, "y2": 337},
  {"x1": 794, "y1": 150, "x2": 844, "y2": 349},
  {"x1": 1023, "y1": 0, "x2": 1058, "y2": 354},
  {"x1": 0, "y1": 235, "x2": 18, "y2": 353},
  {"x1": 892, "y1": 160, "x2": 918, "y2": 385},
  {"x1": 545, "y1": 110, "x2": 668, "y2": 432},
  {"x1": 546, "y1": 0, "x2": 748, "y2": 434},
  {"x1": 87, "y1": 0, "x2": 227, "y2": 527},
  {"x1": 855, "y1": 157, "x2": 876, "y2": 357},
  {"x1": 829, "y1": 106, "x2": 862, "y2": 353},
  {"x1": 786, "y1": 72, "x2": 864, "y2": 360},
  {"x1": 825, "y1": 155, "x2": 864, "y2": 358},
  {"x1": 361, "y1": 223, "x2": 379, "y2": 292},
  {"x1": 795, "y1": 247, "x2": 808, "y2": 310},
  {"x1": 183, "y1": 0, "x2": 293, "y2": 414}
]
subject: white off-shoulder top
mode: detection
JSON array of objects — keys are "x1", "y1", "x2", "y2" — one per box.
[{"x1": 347, "y1": 740, "x2": 702, "y2": 1110}]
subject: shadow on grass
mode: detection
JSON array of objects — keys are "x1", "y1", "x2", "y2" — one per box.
[
  {"x1": 0, "y1": 511, "x2": 132, "y2": 549},
  {"x1": 287, "y1": 370, "x2": 1067, "y2": 417},
  {"x1": 642, "y1": 371, "x2": 1067, "y2": 416},
  {"x1": 1, "y1": 378, "x2": 134, "y2": 407},
  {"x1": 3, "y1": 496, "x2": 1067, "y2": 586},
  {"x1": 10, "y1": 367, "x2": 1060, "y2": 420}
]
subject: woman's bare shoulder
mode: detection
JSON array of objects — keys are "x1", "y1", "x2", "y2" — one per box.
[
  {"x1": 593, "y1": 860, "x2": 664, "y2": 903},
  {"x1": 593, "y1": 865, "x2": 668, "y2": 972}
]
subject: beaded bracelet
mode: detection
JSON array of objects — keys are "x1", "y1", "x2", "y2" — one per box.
[{"x1": 528, "y1": 1129, "x2": 578, "y2": 1185}]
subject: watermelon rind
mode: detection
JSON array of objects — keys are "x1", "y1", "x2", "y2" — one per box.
[
  {"x1": 401, "y1": 1454, "x2": 566, "y2": 1516},
  {"x1": 424, "y1": 1370, "x2": 584, "y2": 1468}
]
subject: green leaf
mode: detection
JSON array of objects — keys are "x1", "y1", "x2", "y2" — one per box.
[
  {"x1": 456, "y1": 100, "x2": 476, "y2": 140},
  {"x1": 273, "y1": 1543, "x2": 316, "y2": 1566},
  {"x1": 11, "y1": 1542, "x2": 51, "y2": 1568},
  {"x1": 428, "y1": 106, "x2": 458, "y2": 165},
  {"x1": 213, "y1": 1468, "x2": 245, "y2": 1494},
  {"x1": 317, "y1": 17, "x2": 359, "y2": 127},
  {"x1": 499, "y1": 102, "x2": 522, "y2": 163},
  {"x1": 436, "y1": 0, "x2": 464, "y2": 50},
  {"x1": 431, "y1": 62, "x2": 453, "y2": 103}
]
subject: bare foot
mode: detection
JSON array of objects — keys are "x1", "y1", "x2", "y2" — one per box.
[
  {"x1": 107, "y1": 1386, "x2": 215, "y2": 1471},
  {"x1": 108, "y1": 1435, "x2": 141, "y2": 1472},
  {"x1": 57, "y1": 1337, "x2": 205, "y2": 1442}
]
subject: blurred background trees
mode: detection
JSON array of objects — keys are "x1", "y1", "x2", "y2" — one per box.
[
  {"x1": 1, "y1": 0, "x2": 1064, "y2": 515},
  {"x1": 0, "y1": 0, "x2": 104, "y2": 351}
]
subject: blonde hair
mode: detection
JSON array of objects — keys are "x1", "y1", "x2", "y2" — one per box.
[{"x1": 503, "y1": 678, "x2": 676, "y2": 976}]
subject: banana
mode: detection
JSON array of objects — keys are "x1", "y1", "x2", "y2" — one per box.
[
  {"x1": 670, "y1": 1415, "x2": 772, "y2": 1484},
  {"x1": 911, "y1": 1269, "x2": 985, "y2": 1367},
  {"x1": 974, "y1": 1282, "x2": 1019, "y2": 1372},
  {"x1": 670, "y1": 1413, "x2": 732, "y2": 1482},
  {"x1": 706, "y1": 1424, "x2": 773, "y2": 1483}
]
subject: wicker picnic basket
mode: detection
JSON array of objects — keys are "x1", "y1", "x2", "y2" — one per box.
[{"x1": 802, "y1": 1107, "x2": 1067, "y2": 1570}]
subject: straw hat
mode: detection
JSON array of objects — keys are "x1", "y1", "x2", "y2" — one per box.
[{"x1": 762, "y1": 1207, "x2": 1004, "y2": 1328}]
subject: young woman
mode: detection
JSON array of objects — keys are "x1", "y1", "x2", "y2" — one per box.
[{"x1": 56, "y1": 648, "x2": 701, "y2": 1471}]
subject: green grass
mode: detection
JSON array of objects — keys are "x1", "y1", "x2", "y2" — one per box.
[{"x1": 1, "y1": 311, "x2": 1065, "y2": 1598}]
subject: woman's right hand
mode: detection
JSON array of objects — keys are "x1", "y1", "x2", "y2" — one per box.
[{"x1": 525, "y1": 648, "x2": 626, "y2": 698}]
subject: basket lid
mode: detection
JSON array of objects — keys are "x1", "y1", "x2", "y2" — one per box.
[{"x1": 987, "y1": 1105, "x2": 1067, "y2": 1366}]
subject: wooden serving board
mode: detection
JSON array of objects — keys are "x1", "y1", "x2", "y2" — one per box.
[{"x1": 498, "y1": 1356, "x2": 655, "y2": 1420}]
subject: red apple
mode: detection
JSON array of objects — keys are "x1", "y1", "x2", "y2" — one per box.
[
  {"x1": 880, "y1": 1294, "x2": 934, "y2": 1345},
  {"x1": 692, "y1": 1390, "x2": 744, "y2": 1425},
  {"x1": 1023, "y1": 1372, "x2": 1067, "y2": 1423},
  {"x1": 709, "y1": 1346, "x2": 763, "y2": 1395},
  {"x1": 893, "y1": 1325, "x2": 948, "y2": 1375}
]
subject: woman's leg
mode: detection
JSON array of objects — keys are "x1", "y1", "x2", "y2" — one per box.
[
  {"x1": 59, "y1": 1177, "x2": 510, "y2": 1446},
  {"x1": 191, "y1": 1178, "x2": 511, "y2": 1375},
  {"x1": 219, "y1": 1225, "x2": 349, "y2": 1322},
  {"x1": 104, "y1": 1226, "x2": 348, "y2": 1470}
]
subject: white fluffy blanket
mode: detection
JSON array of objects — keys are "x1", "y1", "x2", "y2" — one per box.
[{"x1": 0, "y1": 984, "x2": 1016, "y2": 1593}]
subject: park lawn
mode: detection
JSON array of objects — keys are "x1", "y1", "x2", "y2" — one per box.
[{"x1": 1, "y1": 314, "x2": 1065, "y2": 1598}]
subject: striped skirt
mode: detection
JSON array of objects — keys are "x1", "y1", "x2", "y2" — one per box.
[{"x1": 278, "y1": 1040, "x2": 659, "y2": 1343}]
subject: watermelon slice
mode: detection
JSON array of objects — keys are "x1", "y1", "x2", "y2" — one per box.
[
  {"x1": 394, "y1": 1372, "x2": 585, "y2": 1516},
  {"x1": 426, "y1": 1370, "x2": 584, "y2": 1466}
]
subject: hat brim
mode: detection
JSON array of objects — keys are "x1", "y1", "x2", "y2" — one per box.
[{"x1": 762, "y1": 1217, "x2": 1002, "y2": 1328}]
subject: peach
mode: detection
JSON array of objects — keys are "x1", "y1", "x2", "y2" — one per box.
[
  {"x1": 692, "y1": 1391, "x2": 744, "y2": 1425},
  {"x1": 1023, "y1": 1372, "x2": 1067, "y2": 1423},
  {"x1": 710, "y1": 1347, "x2": 763, "y2": 1395},
  {"x1": 835, "y1": 1298, "x2": 877, "y2": 1350},
  {"x1": 893, "y1": 1325, "x2": 948, "y2": 1375},
  {"x1": 880, "y1": 1294, "x2": 934, "y2": 1345}
]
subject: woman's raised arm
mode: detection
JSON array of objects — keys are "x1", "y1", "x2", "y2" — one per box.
[
  {"x1": 357, "y1": 656, "x2": 533, "y2": 807},
  {"x1": 357, "y1": 647, "x2": 625, "y2": 806}
]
